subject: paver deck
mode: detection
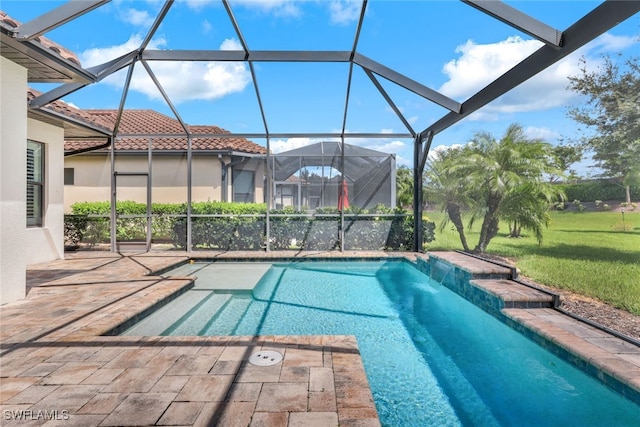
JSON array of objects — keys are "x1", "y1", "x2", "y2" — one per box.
[
  {"x1": 2, "y1": 251, "x2": 406, "y2": 426},
  {"x1": 1, "y1": 250, "x2": 639, "y2": 426}
]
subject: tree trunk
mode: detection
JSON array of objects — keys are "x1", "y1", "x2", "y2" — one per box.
[
  {"x1": 509, "y1": 221, "x2": 519, "y2": 237},
  {"x1": 475, "y1": 194, "x2": 501, "y2": 253},
  {"x1": 446, "y1": 202, "x2": 470, "y2": 252},
  {"x1": 626, "y1": 185, "x2": 631, "y2": 205}
]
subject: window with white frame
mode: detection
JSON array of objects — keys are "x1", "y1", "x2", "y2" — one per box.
[{"x1": 27, "y1": 140, "x2": 45, "y2": 227}]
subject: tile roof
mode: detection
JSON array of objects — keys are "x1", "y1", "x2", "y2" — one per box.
[
  {"x1": 26, "y1": 90, "x2": 263, "y2": 156},
  {"x1": 27, "y1": 88, "x2": 112, "y2": 134},
  {"x1": 1, "y1": 11, "x2": 81, "y2": 65},
  {"x1": 65, "y1": 109, "x2": 267, "y2": 154}
]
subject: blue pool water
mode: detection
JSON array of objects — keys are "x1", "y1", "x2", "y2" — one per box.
[{"x1": 124, "y1": 260, "x2": 640, "y2": 426}]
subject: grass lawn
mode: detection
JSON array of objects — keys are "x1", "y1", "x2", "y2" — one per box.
[{"x1": 424, "y1": 210, "x2": 640, "y2": 315}]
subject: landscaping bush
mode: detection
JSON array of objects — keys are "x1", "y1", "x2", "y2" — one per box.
[
  {"x1": 63, "y1": 215, "x2": 88, "y2": 249},
  {"x1": 557, "y1": 179, "x2": 640, "y2": 202},
  {"x1": 68, "y1": 201, "x2": 435, "y2": 251}
]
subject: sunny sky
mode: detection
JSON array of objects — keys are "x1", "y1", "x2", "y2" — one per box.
[{"x1": 3, "y1": 0, "x2": 639, "y2": 174}]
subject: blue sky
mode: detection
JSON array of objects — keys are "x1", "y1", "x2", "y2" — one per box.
[{"x1": 3, "y1": 0, "x2": 639, "y2": 173}]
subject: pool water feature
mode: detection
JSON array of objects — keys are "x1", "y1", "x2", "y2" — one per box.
[{"x1": 122, "y1": 260, "x2": 640, "y2": 426}]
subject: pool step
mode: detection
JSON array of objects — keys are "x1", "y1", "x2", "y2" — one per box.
[
  {"x1": 121, "y1": 290, "x2": 211, "y2": 336},
  {"x1": 426, "y1": 252, "x2": 514, "y2": 280},
  {"x1": 167, "y1": 293, "x2": 234, "y2": 336},
  {"x1": 201, "y1": 295, "x2": 253, "y2": 335},
  {"x1": 470, "y1": 279, "x2": 555, "y2": 309}
]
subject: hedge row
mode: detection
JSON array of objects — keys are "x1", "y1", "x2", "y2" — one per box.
[
  {"x1": 556, "y1": 180, "x2": 640, "y2": 202},
  {"x1": 67, "y1": 201, "x2": 435, "y2": 251}
]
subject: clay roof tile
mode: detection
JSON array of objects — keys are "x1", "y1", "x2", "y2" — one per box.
[
  {"x1": 1, "y1": 11, "x2": 82, "y2": 65},
  {"x1": 63, "y1": 109, "x2": 266, "y2": 154}
]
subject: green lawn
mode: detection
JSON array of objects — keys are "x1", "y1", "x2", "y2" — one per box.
[{"x1": 424, "y1": 211, "x2": 640, "y2": 315}]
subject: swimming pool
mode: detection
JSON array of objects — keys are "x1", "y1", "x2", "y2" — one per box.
[{"x1": 122, "y1": 260, "x2": 640, "y2": 426}]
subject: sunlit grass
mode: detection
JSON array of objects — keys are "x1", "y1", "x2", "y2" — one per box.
[{"x1": 424, "y1": 211, "x2": 640, "y2": 315}]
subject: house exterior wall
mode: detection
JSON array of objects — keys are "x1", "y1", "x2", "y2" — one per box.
[
  {"x1": 1, "y1": 56, "x2": 27, "y2": 304},
  {"x1": 64, "y1": 153, "x2": 265, "y2": 211},
  {"x1": 26, "y1": 118, "x2": 65, "y2": 265}
]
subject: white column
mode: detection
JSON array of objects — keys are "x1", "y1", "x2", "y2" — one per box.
[{"x1": 0, "y1": 57, "x2": 27, "y2": 304}]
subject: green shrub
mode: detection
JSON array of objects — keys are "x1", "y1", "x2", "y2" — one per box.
[
  {"x1": 556, "y1": 179, "x2": 640, "y2": 202},
  {"x1": 69, "y1": 201, "x2": 435, "y2": 251},
  {"x1": 63, "y1": 215, "x2": 88, "y2": 248}
]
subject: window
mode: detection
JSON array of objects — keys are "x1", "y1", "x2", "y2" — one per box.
[
  {"x1": 64, "y1": 168, "x2": 75, "y2": 185},
  {"x1": 64, "y1": 168, "x2": 74, "y2": 185},
  {"x1": 232, "y1": 169, "x2": 254, "y2": 203},
  {"x1": 27, "y1": 140, "x2": 44, "y2": 227}
]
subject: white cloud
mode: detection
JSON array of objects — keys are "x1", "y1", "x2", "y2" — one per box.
[
  {"x1": 439, "y1": 31, "x2": 639, "y2": 121},
  {"x1": 270, "y1": 137, "x2": 319, "y2": 153},
  {"x1": 201, "y1": 19, "x2": 213, "y2": 34},
  {"x1": 220, "y1": 38, "x2": 243, "y2": 50},
  {"x1": 63, "y1": 100, "x2": 80, "y2": 110},
  {"x1": 329, "y1": 0, "x2": 362, "y2": 25},
  {"x1": 79, "y1": 36, "x2": 251, "y2": 103},
  {"x1": 439, "y1": 36, "x2": 543, "y2": 100},
  {"x1": 523, "y1": 126, "x2": 560, "y2": 142},
  {"x1": 269, "y1": 131, "x2": 407, "y2": 157},
  {"x1": 180, "y1": 0, "x2": 212, "y2": 11},
  {"x1": 428, "y1": 143, "x2": 465, "y2": 160},
  {"x1": 80, "y1": 34, "x2": 148, "y2": 68},
  {"x1": 118, "y1": 7, "x2": 155, "y2": 28},
  {"x1": 592, "y1": 33, "x2": 638, "y2": 52},
  {"x1": 232, "y1": 0, "x2": 301, "y2": 17},
  {"x1": 361, "y1": 139, "x2": 405, "y2": 153},
  {"x1": 438, "y1": 36, "x2": 586, "y2": 117}
]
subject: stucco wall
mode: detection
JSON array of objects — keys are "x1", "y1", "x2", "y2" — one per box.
[
  {"x1": 26, "y1": 118, "x2": 65, "y2": 265},
  {"x1": 0, "y1": 57, "x2": 27, "y2": 304},
  {"x1": 64, "y1": 153, "x2": 266, "y2": 210}
]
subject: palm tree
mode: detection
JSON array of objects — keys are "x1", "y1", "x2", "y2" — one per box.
[
  {"x1": 500, "y1": 180, "x2": 561, "y2": 243},
  {"x1": 425, "y1": 123, "x2": 564, "y2": 253},
  {"x1": 395, "y1": 166, "x2": 414, "y2": 208},
  {"x1": 424, "y1": 147, "x2": 472, "y2": 251},
  {"x1": 465, "y1": 124, "x2": 563, "y2": 252}
]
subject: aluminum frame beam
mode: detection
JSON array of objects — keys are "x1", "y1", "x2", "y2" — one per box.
[
  {"x1": 463, "y1": 0, "x2": 563, "y2": 47},
  {"x1": 223, "y1": 0, "x2": 250, "y2": 56},
  {"x1": 353, "y1": 53, "x2": 462, "y2": 113},
  {"x1": 112, "y1": 132, "x2": 414, "y2": 139},
  {"x1": 29, "y1": 51, "x2": 138, "y2": 108},
  {"x1": 140, "y1": 0, "x2": 173, "y2": 51},
  {"x1": 141, "y1": 50, "x2": 353, "y2": 62},
  {"x1": 422, "y1": 0, "x2": 640, "y2": 137},
  {"x1": 222, "y1": 1, "x2": 270, "y2": 137},
  {"x1": 140, "y1": 60, "x2": 190, "y2": 135},
  {"x1": 15, "y1": 0, "x2": 109, "y2": 40},
  {"x1": 29, "y1": 83, "x2": 86, "y2": 108},
  {"x1": 363, "y1": 68, "x2": 416, "y2": 137}
]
